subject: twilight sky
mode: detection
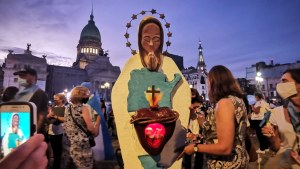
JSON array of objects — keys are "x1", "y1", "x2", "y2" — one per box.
[{"x1": 0, "y1": 0, "x2": 299, "y2": 78}]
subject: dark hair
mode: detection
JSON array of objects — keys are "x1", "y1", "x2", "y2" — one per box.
[
  {"x1": 100, "y1": 99, "x2": 105, "y2": 104},
  {"x1": 2, "y1": 86, "x2": 19, "y2": 102},
  {"x1": 283, "y1": 68, "x2": 300, "y2": 83},
  {"x1": 191, "y1": 88, "x2": 203, "y2": 104},
  {"x1": 254, "y1": 92, "x2": 264, "y2": 100},
  {"x1": 208, "y1": 65, "x2": 243, "y2": 103}
]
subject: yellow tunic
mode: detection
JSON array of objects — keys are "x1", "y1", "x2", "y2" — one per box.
[{"x1": 112, "y1": 53, "x2": 190, "y2": 169}]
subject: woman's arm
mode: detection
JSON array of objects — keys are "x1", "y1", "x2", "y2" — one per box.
[
  {"x1": 198, "y1": 98, "x2": 235, "y2": 155},
  {"x1": 54, "y1": 115, "x2": 64, "y2": 122},
  {"x1": 82, "y1": 106, "x2": 97, "y2": 136},
  {"x1": 181, "y1": 98, "x2": 235, "y2": 156},
  {"x1": 252, "y1": 105, "x2": 260, "y2": 114}
]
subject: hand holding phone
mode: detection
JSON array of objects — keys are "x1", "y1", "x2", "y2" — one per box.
[
  {"x1": 259, "y1": 109, "x2": 271, "y2": 128},
  {"x1": 0, "y1": 134, "x2": 47, "y2": 169},
  {"x1": 0, "y1": 102, "x2": 37, "y2": 158}
]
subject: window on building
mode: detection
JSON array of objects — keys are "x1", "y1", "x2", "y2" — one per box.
[
  {"x1": 262, "y1": 85, "x2": 265, "y2": 90},
  {"x1": 14, "y1": 78, "x2": 18, "y2": 82},
  {"x1": 90, "y1": 48, "x2": 92, "y2": 53},
  {"x1": 202, "y1": 86, "x2": 205, "y2": 89},
  {"x1": 96, "y1": 49, "x2": 98, "y2": 54},
  {"x1": 81, "y1": 48, "x2": 84, "y2": 53},
  {"x1": 200, "y1": 76, "x2": 205, "y2": 84},
  {"x1": 270, "y1": 84, "x2": 273, "y2": 89}
]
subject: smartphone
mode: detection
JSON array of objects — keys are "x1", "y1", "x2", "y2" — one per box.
[{"x1": 0, "y1": 102, "x2": 37, "y2": 158}]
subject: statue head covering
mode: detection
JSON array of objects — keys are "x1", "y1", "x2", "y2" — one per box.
[{"x1": 138, "y1": 16, "x2": 164, "y2": 71}]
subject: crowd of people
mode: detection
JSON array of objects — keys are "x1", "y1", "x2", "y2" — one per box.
[
  {"x1": 0, "y1": 66, "x2": 299, "y2": 169},
  {"x1": 0, "y1": 68, "x2": 115, "y2": 169}
]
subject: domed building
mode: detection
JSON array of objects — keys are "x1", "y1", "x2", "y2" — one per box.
[
  {"x1": 73, "y1": 12, "x2": 104, "y2": 69},
  {"x1": 73, "y1": 11, "x2": 120, "y2": 100}
]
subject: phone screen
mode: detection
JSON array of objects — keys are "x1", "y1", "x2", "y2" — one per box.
[{"x1": 0, "y1": 104, "x2": 31, "y2": 157}]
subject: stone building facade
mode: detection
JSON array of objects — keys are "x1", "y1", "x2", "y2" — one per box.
[
  {"x1": 2, "y1": 45, "x2": 48, "y2": 91},
  {"x1": 246, "y1": 60, "x2": 300, "y2": 100},
  {"x1": 46, "y1": 65, "x2": 87, "y2": 98},
  {"x1": 1, "y1": 12, "x2": 120, "y2": 101}
]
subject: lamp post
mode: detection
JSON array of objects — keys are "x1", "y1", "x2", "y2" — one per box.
[
  {"x1": 255, "y1": 72, "x2": 263, "y2": 92},
  {"x1": 63, "y1": 89, "x2": 68, "y2": 95},
  {"x1": 101, "y1": 82, "x2": 110, "y2": 101}
]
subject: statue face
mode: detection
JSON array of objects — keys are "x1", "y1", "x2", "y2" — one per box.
[
  {"x1": 12, "y1": 114, "x2": 19, "y2": 128},
  {"x1": 141, "y1": 23, "x2": 161, "y2": 71},
  {"x1": 141, "y1": 23, "x2": 161, "y2": 54}
]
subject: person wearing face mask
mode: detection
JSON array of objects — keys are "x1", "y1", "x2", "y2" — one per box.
[
  {"x1": 60, "y1": 86, "x2": 100, "y2": 169},
  {"x1": 261, "y1": 68, "x2": 300, "y2": 169},
  {"x1": 80, "y1": 82, "x2": 114, "y2": 161},
  {"x1": 183, "y1": 88, "x2": 204, "y2": 169},
  {"x1": 13, "y1": 68, "x2": 49, "y2": 137},
  {"x1": 47, "y1": 93, "x2": 67, "y2": 169}
]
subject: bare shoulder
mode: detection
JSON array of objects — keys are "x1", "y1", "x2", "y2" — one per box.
[
  {"x1": 216, "y1": 98, "x2": 234, "y2": 115},
  {"x1": 82, "y1": 104, "x2": 89, "y2": 111},
  {"x1": 218, "y1": 98, "x2": 234, "y2": 107}
]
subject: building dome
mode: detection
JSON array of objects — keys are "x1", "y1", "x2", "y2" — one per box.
[{"x1": 80, "y1": 14, "x2": 101, "y2": 41}]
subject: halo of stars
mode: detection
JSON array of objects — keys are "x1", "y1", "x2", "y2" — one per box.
[{"x1": 125, "y1": 9, "x2": 172, "y2": 55}]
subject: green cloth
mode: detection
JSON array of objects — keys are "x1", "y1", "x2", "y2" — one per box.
[
  {"x1": 138, "y1": 155, "x2": 163, "y2": 169},
  {"x1": 8, "y1": 133, "x2": 23, "y2": 148},
  {"x1": 128, "y1": 68, "x2": 182, "y2": 112}
]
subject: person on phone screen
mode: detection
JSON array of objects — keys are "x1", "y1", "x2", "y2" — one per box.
[{"x1": 2, "y1": 113, "x2": 26, "y2": 156}]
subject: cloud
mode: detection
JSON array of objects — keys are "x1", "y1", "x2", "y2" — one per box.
[{"x1": 0, "y1": 44, "x2": 73, "y2": 67}]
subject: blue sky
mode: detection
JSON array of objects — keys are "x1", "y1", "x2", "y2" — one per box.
[{"x1": 0, "y1": 0, "x2": 299, "y2": 77}]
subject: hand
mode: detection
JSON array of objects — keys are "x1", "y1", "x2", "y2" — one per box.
[
  {"x1": 93, "y1": 125, "x2": 100, "y2": 137},
  {"x1": 0, "y1": 134, "x2": 48, "y2": 169},
  {"x1": 47, "y1": 110, "x2": 55, "y2": 118},
  {"x1": 261, "y1": 122, "x2": 275, "y2": 137},
  {"x1": 177, "y1": 143, "x2": 196, "y2": 160},
  {"x1": 186, "y1": 132, "x2": 196, "y2": 141}
]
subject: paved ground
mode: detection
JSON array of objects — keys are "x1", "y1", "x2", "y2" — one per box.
[{"x1": 94, "y1": 134, "x2": 275, "y2": 169}]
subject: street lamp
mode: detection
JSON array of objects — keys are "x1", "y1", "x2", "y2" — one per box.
[
  {"x1": 255, "y1": 72, "x2": 263, "y2": 91},
  {"x1": 101, "y1": 82, "x2": 110, "y2": 101},
  {"x1": 63, "y1": 89, "x2": 68, "y2": 95}
]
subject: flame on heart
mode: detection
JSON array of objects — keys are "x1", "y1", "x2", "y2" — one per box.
[{"x1": 145, "y1": 86, "x2": 163, "y2": 108}]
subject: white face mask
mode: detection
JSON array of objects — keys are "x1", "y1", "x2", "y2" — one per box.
[
  {"x1": 276, "y1": 82, "x2": 298, "y2": 99},
  {"x1": 18, "y1": 78, "x2": 28, "y2": 87}
]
